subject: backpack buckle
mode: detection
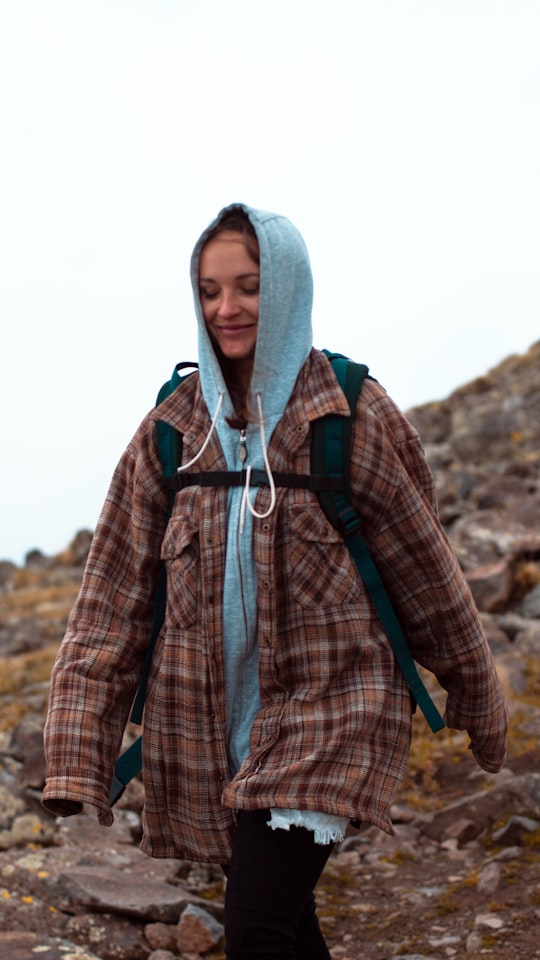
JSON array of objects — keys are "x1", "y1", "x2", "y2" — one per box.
[{"x1": 336, "y1": 500, "x2": 362, "y2": 538}]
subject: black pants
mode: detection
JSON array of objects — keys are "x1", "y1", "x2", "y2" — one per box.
[{"x1": 224, "y1": 809, "x2": 334, "y2": 960}]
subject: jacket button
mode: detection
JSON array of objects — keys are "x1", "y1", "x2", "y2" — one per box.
[{"x1": 262, "y1": 522, "x2": 270, "y2": 532}]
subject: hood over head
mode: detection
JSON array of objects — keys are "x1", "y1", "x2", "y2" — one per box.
[{"x1": 190, "y1": 203, "x2": 313, "y2": 467}]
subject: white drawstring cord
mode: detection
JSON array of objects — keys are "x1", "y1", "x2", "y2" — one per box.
[
  {"x1": 175, "y1": 389, "x2": 276, "y2": 530},
  {"x1": 176, "y1": 392, "x2": 224, "y2": 473},
  {"x1": 240, "y1": 393, "x2": 277, "y2": 531}
]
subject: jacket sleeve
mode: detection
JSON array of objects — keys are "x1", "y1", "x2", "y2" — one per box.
[
  {"x1": 349, "y1": 380, "x2": 508, "y2": 773},
  {"x1": 42, "y1": 415, "x2": 170, "y2": 824}
]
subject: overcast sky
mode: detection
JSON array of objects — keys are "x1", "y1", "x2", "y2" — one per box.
[{"x1": 1, "y1": 0, "x2": 539, "y2": 565}]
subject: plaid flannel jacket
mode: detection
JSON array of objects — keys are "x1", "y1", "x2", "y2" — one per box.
[{"x1": 43, "y1": 349, "x2": 508, "y2": 862}]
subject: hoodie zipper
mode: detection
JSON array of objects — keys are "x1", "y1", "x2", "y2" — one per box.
[
  {"x1": 239, "y1": 428, "x2": 248, "y2": 466},
  {"x1": 234, "y1": 425, "x2": 254, "y2": 738}
]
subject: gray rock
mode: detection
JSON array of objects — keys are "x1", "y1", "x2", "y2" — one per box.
[
  {"x1": 514, "y1": 620, "x2": 540, "y2": 654},
  {"x1": 443, "y1": 816, "x2": 484, "y2": 847},
  {"x1": 0, "y1": 812, "x2": 56, "y2": 850},
  {"x1": 465, "y1": 558, "x2": 515, "y2": 613},
  {"x1": 497, "y1": 611, "x2": 533, "y2": 640},
  {"x1": 145, "y1": 922, "x2": 178, "y2": 952},
  {"x1": 65, "y1": 912, "x2": 150, "y2": 960},
  {"x1": 0, "y1": 932, "x2": 103, "y2": 960},
  {"x1": 477, "y1": 860, "x2": 502, "y2": 895},
  {"x1": 389, "y1": 955, "x2": 440, "y2": 960},
  {"x1": 55, "y1": 863, "x2": 224, "y2": 923},
  {"x1": 0, "y1": 784, "x2": 26, "y2": 828},
  {"x1": 177, "y1": 903, "x2": 225, "y2": 953},
  {"x1": 421, "y1": 773, "x2": 540, "y2": 842},
  {"x1": 492, "y1": 814, "x2": 540, "y2": 846},
  {"x1": 518, "y1": 582, "x2": 540, "y2": 618}
]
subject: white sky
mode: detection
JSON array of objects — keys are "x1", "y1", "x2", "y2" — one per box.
[{"x1": 1, "y1": 0, "x2": 539, "y2": 565}]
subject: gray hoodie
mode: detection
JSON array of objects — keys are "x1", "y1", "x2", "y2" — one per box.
[{"x1": 189, "y1": 204, "x2": 313, "y2": 773}]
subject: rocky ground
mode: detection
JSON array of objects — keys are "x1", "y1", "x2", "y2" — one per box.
[{"x1": 1, "y1": 341, "x2": 539, "y2": 960}]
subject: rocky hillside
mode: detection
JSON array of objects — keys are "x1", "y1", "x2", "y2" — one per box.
[{"x1": 1, "y1": 341, "x2": 539, "y2": 960}]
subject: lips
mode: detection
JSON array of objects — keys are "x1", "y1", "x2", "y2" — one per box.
[{"x1": 217, "y1": 325, "x2": 255, "y2": 334}]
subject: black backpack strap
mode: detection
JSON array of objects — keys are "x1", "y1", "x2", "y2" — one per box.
[
  {"x1": 165, "y1": 469, "x2": 344, "y2": 493},
  {"x1": 312, "y1": 351, "x2": 369, "y2": 521},
  {"x1": 314, "y1": 351, "x2": 445, "y2": 734}
]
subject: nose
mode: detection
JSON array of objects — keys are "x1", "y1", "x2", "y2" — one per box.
[{"x1": 217, "y1": 290, "x2": 241, "y2": 318}]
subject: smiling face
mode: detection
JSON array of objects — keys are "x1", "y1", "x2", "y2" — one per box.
[{"x1": 199, "y1": 231, "x2": 260, "y2": 387}]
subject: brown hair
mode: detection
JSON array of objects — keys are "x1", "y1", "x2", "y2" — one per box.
[{"x1": 202, "y1": 206, "x2": 260, "y2": 265}]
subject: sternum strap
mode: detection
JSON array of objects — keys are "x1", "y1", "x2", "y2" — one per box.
[{"x1": 165, "y1": 470, "x2": 344, "y2": 493}]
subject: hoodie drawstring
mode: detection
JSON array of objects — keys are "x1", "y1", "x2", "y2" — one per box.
[
  {"x1": 176, "y1": 393, "x2": 224, "y2": 473},
  {"x1": 175, "y1": 390, "x2": 276, "y2": 533},
  {"x1": 240, "y1": 393, "x2": 277, "y2": 532}
]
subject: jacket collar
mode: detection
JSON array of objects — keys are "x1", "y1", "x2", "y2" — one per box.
[{"x1": 152, "y1": 348, "x2": 351, "y2": 469}]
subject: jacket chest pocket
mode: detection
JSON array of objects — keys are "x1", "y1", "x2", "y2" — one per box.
[
  {"x1": 288, "y1": 506, "x2": 362, "y2": 608},
  {"x1": 160, "y1": 514, "x2": 200, "y2": 627}
]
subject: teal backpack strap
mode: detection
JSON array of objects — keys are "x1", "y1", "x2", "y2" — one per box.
[
  {"x1": 109, "y1": 362, "x2": 198, "y2": 806},
  {"x1": 314, "y1": 351, "x2": 445, "y2": 734}
]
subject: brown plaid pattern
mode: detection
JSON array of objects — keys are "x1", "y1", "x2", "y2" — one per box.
[{"x1": 43, "y1": 350, "x2": 508, "y2": 862}]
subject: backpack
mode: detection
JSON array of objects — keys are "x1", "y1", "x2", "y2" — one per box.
[{"x1": 109, "y1": 352, "x2": 444, "y2": 806}]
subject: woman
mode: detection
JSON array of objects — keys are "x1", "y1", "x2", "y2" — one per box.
[{"x1": 43, "y1": 204, "x2": 508, "y2": 959}]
